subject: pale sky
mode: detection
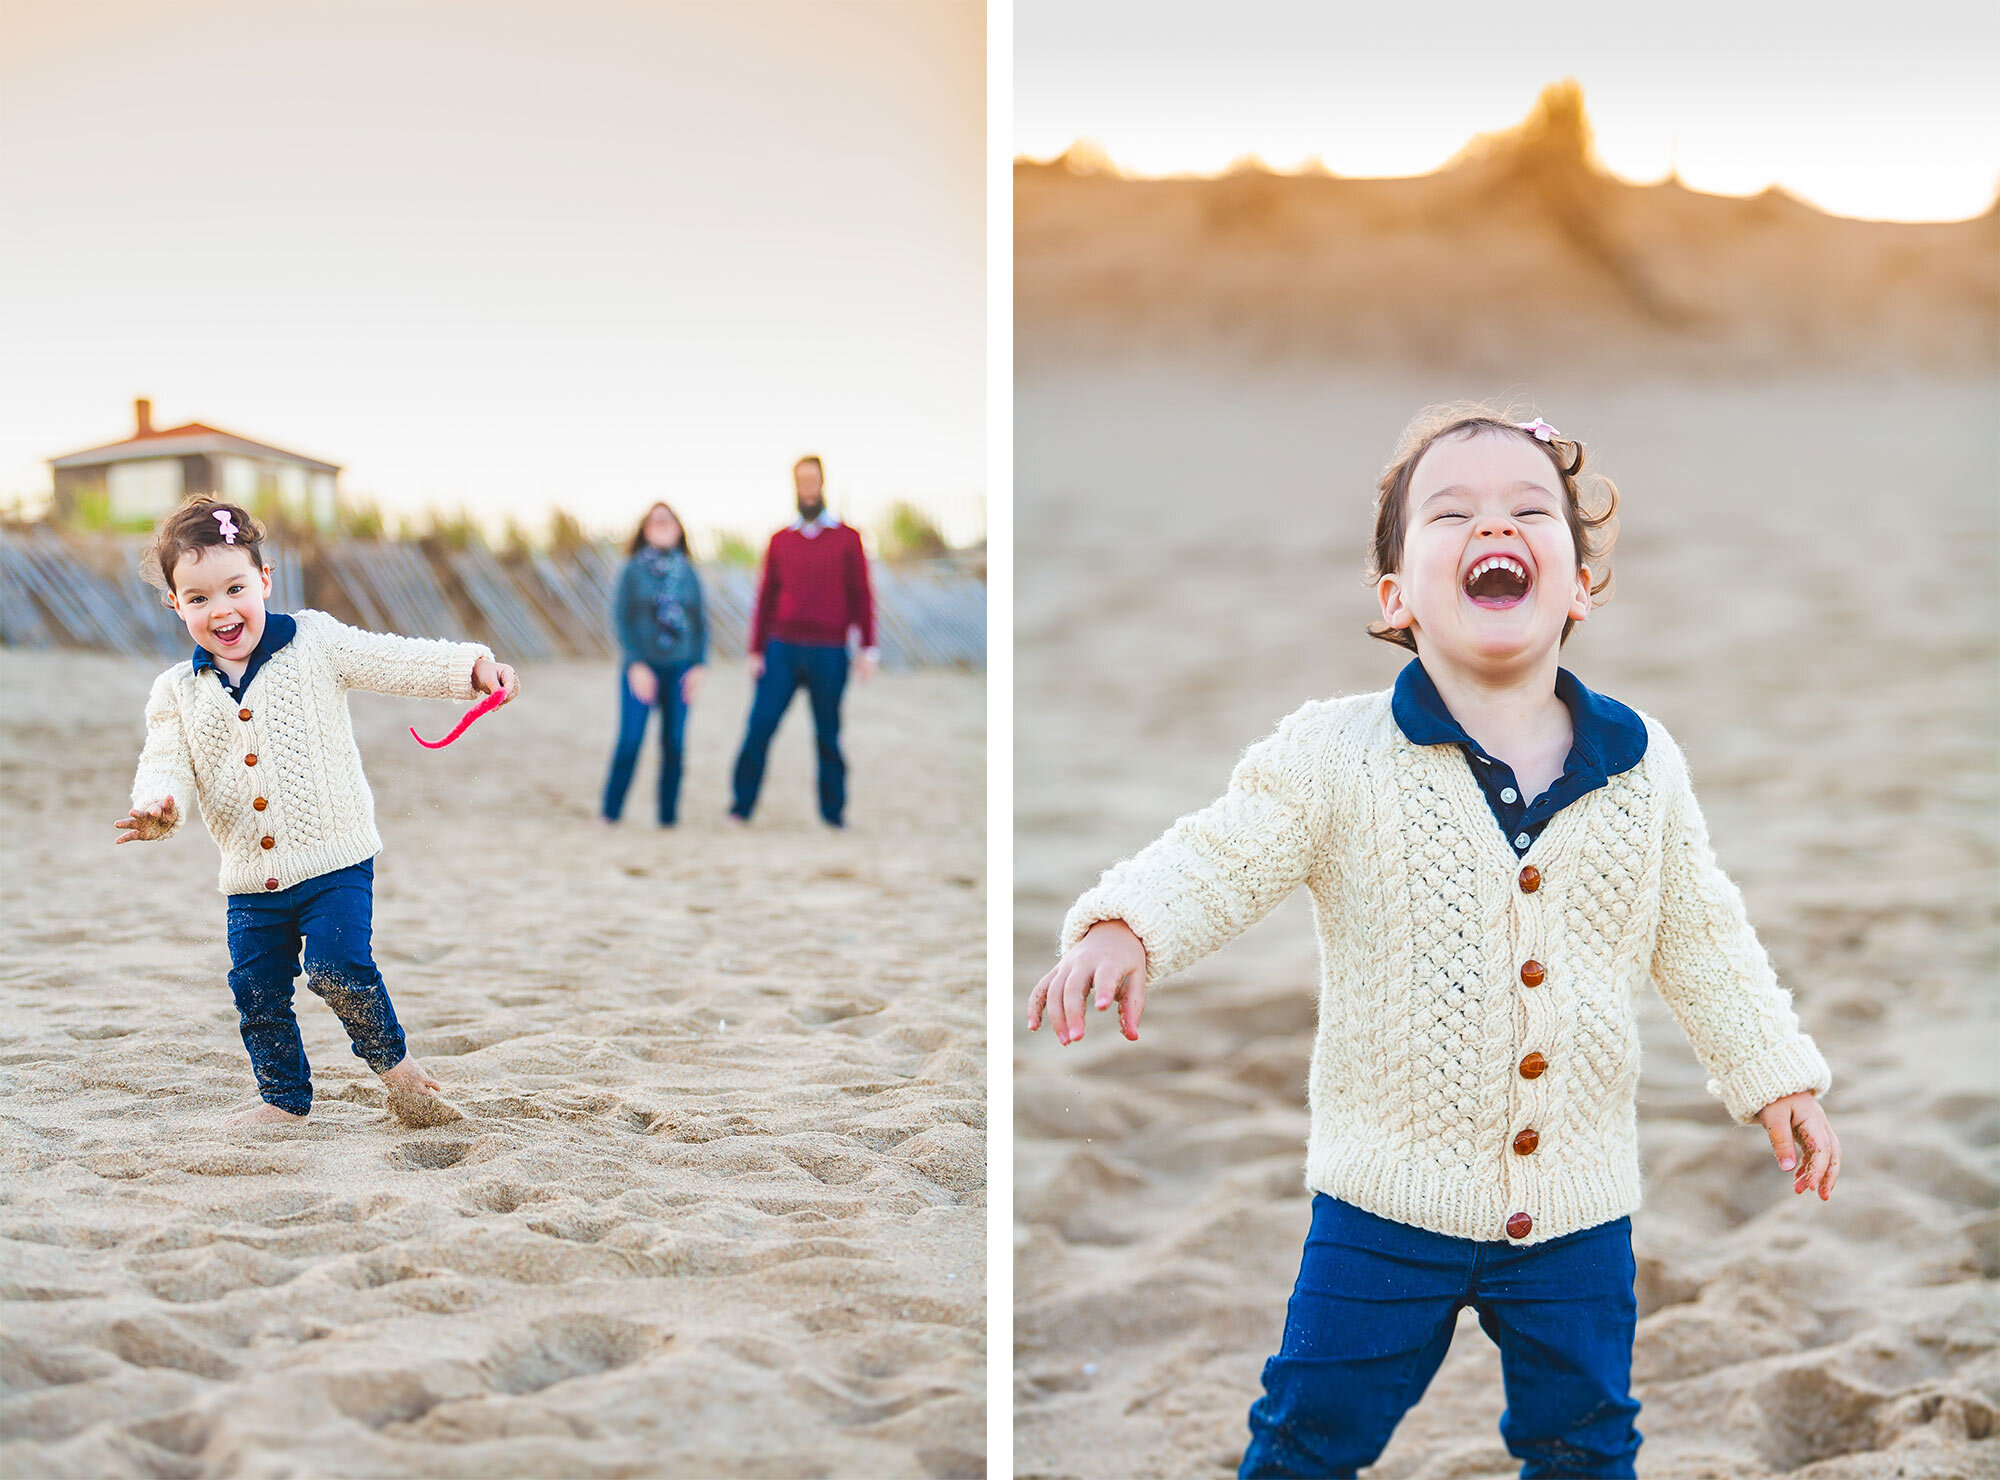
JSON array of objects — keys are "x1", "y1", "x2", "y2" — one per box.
[
  {"x1": 1017, "y1": 0, "x2": 1999, "y2": 224},
  {"x1": 0, "y1": 0, "x2": 986, "y2": 547}
]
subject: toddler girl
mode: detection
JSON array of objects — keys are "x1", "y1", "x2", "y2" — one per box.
[
  {"x1": 117, "y1": 498, "x2": 517, "y2": 1128},
  {"x1": 1027, "y1": 405, "x2": 1840, "y2": 1479}
]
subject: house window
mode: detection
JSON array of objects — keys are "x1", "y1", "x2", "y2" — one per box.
[
  {"x1": 309, "y1": 473, "x2": 337, "y2": 529},
  {"x1": 278, "y1": 465, "x2": 306, "y2": 517},
  {"x1": 108, "y1": 459, "x2": 183, "y2": 523},
  {"x1": 223, "y1": 457, "x2": 257, "y2": 503}
]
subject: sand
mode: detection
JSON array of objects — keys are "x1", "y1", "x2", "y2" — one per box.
[
  {"x1": 0, "y1": 654, "x2": 985, "y2": 1478},
  {"x1": 1011, "y1": 365, "x2": 2000, "y2": 1479},
  {"x1": 1016, "y1": 86, "x2": 1998, "y2": 381}
]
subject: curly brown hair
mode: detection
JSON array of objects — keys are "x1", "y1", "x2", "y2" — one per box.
[
  {"x1": 1366, "y1": 401, "x2": 1618, "y2": 653},
  {"x1": 142, "y1": 497, "x2": 268, "y2": 597}
]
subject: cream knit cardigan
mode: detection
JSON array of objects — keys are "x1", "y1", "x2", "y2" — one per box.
[
  {"x1": 131, "y1": 610, "x2": 492, "y2": 895},
  {"x1": 1060, "y1": 688, "x2": 1832, "y2": 1246}
]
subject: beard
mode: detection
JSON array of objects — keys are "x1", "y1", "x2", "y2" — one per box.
[{"x1": 796, "y1": 496, "x2": 825, "y2": 522}]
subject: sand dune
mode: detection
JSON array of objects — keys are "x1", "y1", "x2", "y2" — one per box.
[
  {"x1": 1, "y1": 654, "x2": 985, "y2": 1478},
  {"x1": 1017, "y1": 84, "x2": 1999, "y2": 377},
  {"x1": 1012, "y1": 367, "x2": 1999, "y2": 1479}
]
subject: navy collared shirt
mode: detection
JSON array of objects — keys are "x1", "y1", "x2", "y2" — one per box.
[
  {"x1": 191, "y1": 611, "x2": 297, "y2": 703},
  {"x1": 1391, "y1": 658, "x2": 1649, "y2": 856}
]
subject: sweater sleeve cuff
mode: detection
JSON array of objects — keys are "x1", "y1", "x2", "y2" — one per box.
[
  {"x1": 1709, "y1": 1035, "x2": 1833, "y2": 1126},
  {"x1": 453, "y1": 644, "x2": 494, "y2": 702},
  {"x1": 1060, "y1": 888, "x2": 1183, "y2": 986}
]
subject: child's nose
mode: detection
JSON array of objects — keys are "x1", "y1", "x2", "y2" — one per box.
[{"x1": 1478, "y1": 516, "x2": 1519, "y2": 537}]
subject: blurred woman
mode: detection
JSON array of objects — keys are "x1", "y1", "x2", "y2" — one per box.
[{"x1": 601, "y1": 502, "x2": 707, "y2": 826}]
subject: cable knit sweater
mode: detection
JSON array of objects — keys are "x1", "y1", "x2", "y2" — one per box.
[
  {"x1": 131, "y1": 610, "x2": 493, "y2": 895},
  {"x1": 1060, "y1": 688, "x2": 1833, "y2": 1246}
]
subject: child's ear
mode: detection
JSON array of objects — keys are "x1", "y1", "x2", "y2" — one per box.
[
  {"x1": 1376, "y1": 572, "x2": 1414, "y2": 633},
  {"x1": 260, "y1": 564, "x2": 273, "y2": 599},
  {"x1": 1570, "y1": 564, "x2": 1594, "y2": 622}
]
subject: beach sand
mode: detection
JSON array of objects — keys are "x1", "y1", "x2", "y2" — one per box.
[
  {"x1": 1, "y1": 654, "x2": 985, "y2": 1478},
  {"x1": 1012, "y1": 366, "x2": 1999, "y2": 1479}
]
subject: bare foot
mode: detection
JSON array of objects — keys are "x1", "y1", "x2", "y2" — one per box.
[{"x1": 223, "y1": 1103, "x2": 307, "y2": 1129}]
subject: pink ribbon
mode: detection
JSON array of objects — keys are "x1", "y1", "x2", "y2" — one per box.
[
  {"x1": 1516, "y1": 418, "x2": 1561, "y2": 442},
  {"x1": 410, "y1": 686, "x2": 510, "y2": 748},
  {"x1": 213, "y1": 510, "x2": 239, "y2": 543}
]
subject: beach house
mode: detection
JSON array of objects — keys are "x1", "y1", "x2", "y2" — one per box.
[{"x1": 48, "y1": 400, "x2": 342, "y2": 529}]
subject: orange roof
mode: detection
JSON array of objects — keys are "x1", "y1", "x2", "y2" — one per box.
[{"x1": 50, "y1": 422, "x2": 340, "y2": 473}]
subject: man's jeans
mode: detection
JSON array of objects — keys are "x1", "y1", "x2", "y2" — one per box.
[
  {"x1": 730, "y1": 638, "x2": 849, "y2": 825},
  {"x1": 225, "y1": 858, "x2": 407, "y2": 1115},
  {"x1": 602, "y1": 661, "x2": 692, "y2": 825},
  {"x1": 1242, "y1": 1194, "x2": 1642, "y2": 1480}
]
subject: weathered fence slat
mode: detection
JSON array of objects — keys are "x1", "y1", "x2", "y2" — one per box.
[
  {"x1": 4, "y1": 532, "x2": 985, "y2": 670},
  {"x1": 270, "y1": 548, "x2": 303, "y2": 615},
  {"x1": 321, "y1": 547, "x2": 391, "y2": 632},
  {"x1": 527, "y1": 553, "x2": 616, "y2": 658},
  {"x1": 14, "y1": 530, "x2": 153, "y2": 656},
  {"x1": 0, "y1": 535, "x2": 54, "y2": 648},
  {"x1": 114, "y1": 544, "x2": 188, "y2": 659},
  {"x1": 324, "y1": 544, "x2": 458, "y2": 639},
  {"x1": 448, "y1": 549, "x2": 556, "y2": 661}
]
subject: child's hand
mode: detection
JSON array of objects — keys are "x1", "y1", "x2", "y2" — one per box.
[
  {"x1": 473, "y1": 657, "x2": 519, "y2": 703},
  {"x1": 627, "y1": 663, "x2": 657, "y2": 706},
  {"x1": 1028, "y1": 919, "x2": 1148, "y2": 1045},
  {"x1": 681, "y1": 665, "x2": 705, "y2": 703},
  {"x1": 1757, "y1": 1090, "x2": 1841, "y2": 1200},
  {"x1": 114, "y1": 795, "x2": 178, "y2": 843}
]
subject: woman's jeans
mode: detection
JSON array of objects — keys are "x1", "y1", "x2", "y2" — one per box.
[
  {"x1": 225, "y1": 859, "x2": 407, "y2": 1115},
  {"x1": 1242, "y1": 1194, "x2": 1642, "y2": 1480},
  {"x1": 602, "y1": 661, "x2": 691, "y2": 825},
  {"x1": 730, "y1": 639, "x2": 849, "y2": 825}
]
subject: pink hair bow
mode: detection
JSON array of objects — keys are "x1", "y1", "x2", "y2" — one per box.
[
  {"x1": 213, "y1": 510, "x2": 239, "y2": 543},
  {"x1": 1516, "y1": 418, "x2": 1561, "y2": 442}
]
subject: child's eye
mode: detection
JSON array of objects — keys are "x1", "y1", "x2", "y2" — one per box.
[{"x1": 1432, "y1": 511, "x2": 1469, "y2": 521}]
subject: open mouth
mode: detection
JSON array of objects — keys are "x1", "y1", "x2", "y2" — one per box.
[
  {"x1": 1463, "y1": 554, "x2": 1531, "y2": 609},
  {"x1": 212, "y1": 620, "x2": 247, "y2": 647}
]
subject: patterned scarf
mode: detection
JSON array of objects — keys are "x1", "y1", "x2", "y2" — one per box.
[{"x1": 639, "y1": 545, "x2": 693, "y2": 644}]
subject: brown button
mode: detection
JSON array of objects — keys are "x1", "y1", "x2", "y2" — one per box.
[
  {"x1": 239, "y1": 708, "x2": 252, "y2": 721},
  {"x1": 1506, "y1": 1212, "x2": 1533, "y2": 1240},
  {"x1": 1519, "y1": 1051, "x2": 1548, "y2": 1080},
  {"x1": 260, "y1": 836, "x2": 275, "y2": 850},
  {"x1": 244, "y1": 753, "x2": 258, "y2": 767},
  {"x1": 1518, "y1": 864, "x2": 1541, "y2": 894},
  {"x1": 253, "y1": 797, "x2": 267, "y2": 811},
  {"x1": 1514, "y1": 1128, "x2": 1540, "y2": 1155},
  {"x1": 1520, "y1": 960, "x2": 1545, "y2": 987},
  {"x1": 264, "y1": 878, "x2": 279, "y2": 891}
]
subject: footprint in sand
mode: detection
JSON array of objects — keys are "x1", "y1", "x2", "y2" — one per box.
[{"x1": 387, "y1": 1089, "x2": 466, "y2": 1129}]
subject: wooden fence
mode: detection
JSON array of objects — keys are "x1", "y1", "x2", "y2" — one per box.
[{"x1": 0, "y1": 529, "x2": 984, "y2": 671}]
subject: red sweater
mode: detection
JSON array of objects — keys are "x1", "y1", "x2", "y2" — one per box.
[{"x1": 749, "y1": 522, "x2": 876, "y2": 654}]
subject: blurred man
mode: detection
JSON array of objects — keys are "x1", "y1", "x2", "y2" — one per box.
[{"x1": 729, "y1": 456, "x2": 878, "y2": 827}]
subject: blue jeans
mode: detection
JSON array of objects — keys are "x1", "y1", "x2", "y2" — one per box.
[
  {"x1": 730, "y1": 638, "x2": 849, "y2": 824},
  {"x1": 1242, "y1": 1195, "x2": 1642, "y2": 1480},
  {"x1": 224, "y1": 858, "x2": 407, "y2": 1115},
  {"x1": 601, "y1": 661, "x2": 691, "y2": 824}
]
